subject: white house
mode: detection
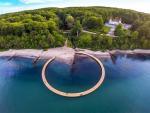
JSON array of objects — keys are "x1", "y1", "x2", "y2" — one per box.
[
  {"x1": 108, "y1": 18, "x2": 122, "y2": 25},
  {"x1": 105, "y1": 18, "x2": 132, "y2": 37}
]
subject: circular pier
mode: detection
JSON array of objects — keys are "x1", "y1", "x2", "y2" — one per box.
[{"x1": 41, "y1": 51, "x2": 105, "y2": 97}]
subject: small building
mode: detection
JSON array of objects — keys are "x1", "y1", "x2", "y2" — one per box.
[{"x1": 105, "y1": 17, "x2": 132, "y2": 37}]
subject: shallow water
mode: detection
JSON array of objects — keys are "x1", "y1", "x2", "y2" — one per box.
[{"x1": 0, "y1": 55, "x2": 150, "y2": 113}]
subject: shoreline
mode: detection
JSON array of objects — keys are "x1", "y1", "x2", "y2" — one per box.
[{"x1": 0, "y1": 47, "x2": 150, "y2": 64}]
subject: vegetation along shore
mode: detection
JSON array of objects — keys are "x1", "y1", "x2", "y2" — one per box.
[{"x1": 0, "y1": 7, "x2": 150, "y2": 51}]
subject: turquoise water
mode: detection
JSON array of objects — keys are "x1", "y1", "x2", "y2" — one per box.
[{"x1": 0, "y1": 55, "x2": 150, "y2": 113}]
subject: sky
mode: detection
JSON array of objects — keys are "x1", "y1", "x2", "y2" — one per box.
[{"x1": 0, "y1": 0, "x2": 150, "y2": 14}]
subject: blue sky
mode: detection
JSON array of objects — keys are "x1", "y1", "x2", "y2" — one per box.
[{"x1": 0, "y1": 0, "x2": 150, "y2": 14}]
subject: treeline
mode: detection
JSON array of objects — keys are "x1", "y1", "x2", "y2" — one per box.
[
  {"x1": 0, "y1": 7, "x2": 150, "y2": 50},
  {"x1": 0, "y1": 9, "x2": 65, "y2": 49}
]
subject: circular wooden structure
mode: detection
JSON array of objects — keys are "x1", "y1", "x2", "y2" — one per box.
[{"x1": 41, "y1": 51, "x2": 105, "y2": 97}]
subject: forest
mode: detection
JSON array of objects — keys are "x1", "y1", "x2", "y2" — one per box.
[{"x1": 0, "y1": 7, "x2": 150, "y2": 50}]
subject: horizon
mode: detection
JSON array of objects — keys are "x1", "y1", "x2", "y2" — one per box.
[{"x1": 0, "y1": 0, "x2": 150, "y2": 14}]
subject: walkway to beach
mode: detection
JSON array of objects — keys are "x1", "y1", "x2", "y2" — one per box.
[{"x1": 41, "y1": 51, "x2": 105, "y2": 97}]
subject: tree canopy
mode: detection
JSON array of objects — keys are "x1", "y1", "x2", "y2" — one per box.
[{"x1": 0, "y1": 7, "x2": 150, "y2": 50}]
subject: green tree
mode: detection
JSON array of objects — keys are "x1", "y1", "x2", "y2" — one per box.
[
  {"x1": 137, "y1": 21, "x2": 150, "y2": 39},
  {"x1": 91, "y1": 34, "x2": 112, "y2": 50},
  {"x1": 114, "y1": 24, "x2": 124, "y2": 36},
  {"x1": 71, "y1": 20, "x2": 82, "y2": 37},
  {"x1": 65, "y1": 15, "x2": 74, "y2": 29},
  {"x1": 47, "y1": 20, "x2": 57, "y2": 33},
  {"x1": 77, "y1": 34, "x2": 92, "y2": 48},
  {"x1": 32, "y1": 14, "x2": 46, "y2": 22},
  {"x1": 83, "y1": 16, "x2": 104, "y2": 29}
]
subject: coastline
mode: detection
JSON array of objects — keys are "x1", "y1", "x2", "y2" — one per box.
[{"x1": 0, "y1": 47, "x2": 150, "y2": 65}]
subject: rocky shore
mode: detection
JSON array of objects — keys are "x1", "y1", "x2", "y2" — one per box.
[{"x1": 0, "y1": 47, "x2": 150, "y2": 65}]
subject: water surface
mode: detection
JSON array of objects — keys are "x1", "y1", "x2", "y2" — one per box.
[{"x1": 0, "y1": 55, "x2": 150, "y2": 113}]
